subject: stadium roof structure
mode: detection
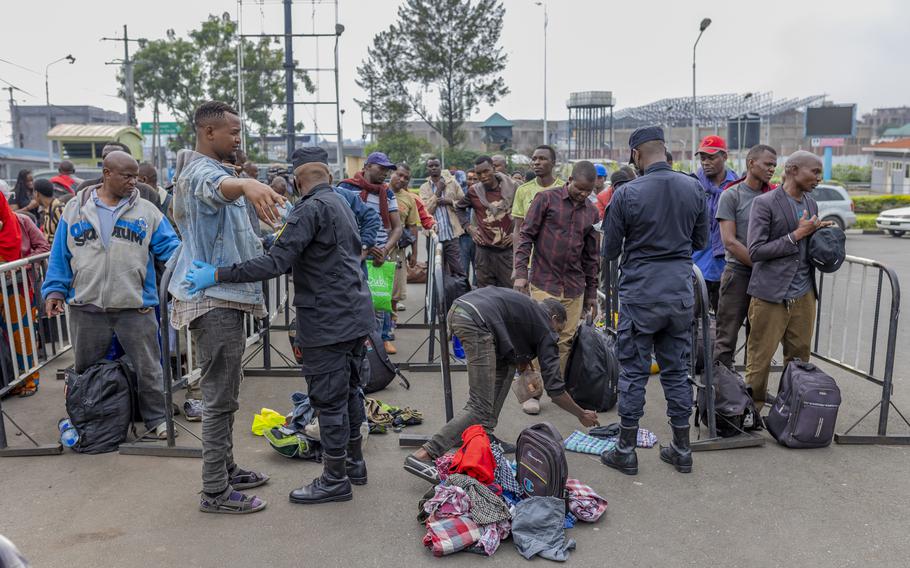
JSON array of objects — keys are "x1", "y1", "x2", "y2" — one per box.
[{"x1": 613, "y1": 92, "x2": 827, "y2": 125}]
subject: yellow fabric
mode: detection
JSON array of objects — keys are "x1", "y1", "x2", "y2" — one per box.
[
  {"x1": 511, "y1": 177, "x2": 565, "y2": 220},
  {"x1": 529, "y1": 285, "x2": 584, "y2": 375},
  {"x1": 251, "y1": 408, "x2": 286, "y2": 436},
  {"x1": 394, "y1": 189, "x2": 421, "y2": 229}
]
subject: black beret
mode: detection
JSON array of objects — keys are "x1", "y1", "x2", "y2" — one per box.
[{"x1": 291, "y1": 146, "x2": 329, "y2": 170}]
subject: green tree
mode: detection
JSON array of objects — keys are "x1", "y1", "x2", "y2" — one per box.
[
  {"x1": 364, "y1": 130, "x2": 431, "y2": 170},
  {"x1": 357, "y1": 0, "x2": 509, "y2": 148},
  {"x1": 125, "y1": 13, "x2": 312, "y2": 157}
]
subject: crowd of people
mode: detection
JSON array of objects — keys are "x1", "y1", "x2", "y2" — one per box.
[{"x1": 0, "y1": 97, "x2": 833, "y2": 516}]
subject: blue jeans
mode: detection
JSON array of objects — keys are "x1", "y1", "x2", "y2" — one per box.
[
  {"x1": 375, "y1": 310, "x2": 393, "y2": 342},
  {"x1": 615, "y1": 300, "x2": 694, "y2": 428}
]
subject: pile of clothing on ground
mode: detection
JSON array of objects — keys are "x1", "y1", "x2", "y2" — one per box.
[
  {"x1": 417, "y1": 424, "x2": 607, "y2": 561},
  {"x1": 563, "y1": 423, "x2": 658, "y2": 456},
  {"x1": 253, "y1": 392, "x2": 422, "y2": 461}
]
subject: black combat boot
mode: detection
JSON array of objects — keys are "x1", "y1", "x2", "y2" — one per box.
[
  {"x1": 600, "y1": 425, "x2": 639, "y2": 475},
  {"x1": 659, "y1": 425, "x2": 693, "y2": 473},
  {"x1": 346, "y1": 436, "x2": 367, "y2": 485},
  {"x1": 289, "y1": 453, "x2": 353, "y2": 504}
]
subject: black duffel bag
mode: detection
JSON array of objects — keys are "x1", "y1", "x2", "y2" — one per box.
[
  {"x1": 65, "y1": 358, "x2": 136, "y2": 454},
  {"x1": 564, "y1": 321, "x2": 619, "y2": 412},
  {"x1": 696, "y1": 361, "x2": 760, "y2": 437}
]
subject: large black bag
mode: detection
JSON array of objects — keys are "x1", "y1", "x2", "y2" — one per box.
[
  {"x1": 65, "y1": 359, "x2": 135, "y2": 454},
  {"x1": 362, "y1": 330, "x2": 398, "y2": 394},
  {"x1": 564, "y1": 322, "x2": 619, "y2": 412},
  {"x1": 696, "y1": 361, "x2": 760, "y2": 437},
  {"x1": 694, "y1": 315, "x2": 716, "y2": 374},
  {"x1": 765, "y1": 359, "x2": 841, "y2": 448},
  {"x1": 516, "y1": 422, "x2": 568, "y2": 498}
]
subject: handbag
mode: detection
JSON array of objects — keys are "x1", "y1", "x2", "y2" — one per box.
[
  {"x1": 511, "y1": 368, "x2": 543, "y2": 403},
  {"x1": 367, "y1": 261, "x2": 397, "y2": 312}
]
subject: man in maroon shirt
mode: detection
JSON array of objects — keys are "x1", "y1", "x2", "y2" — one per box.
[
  {"x1": 514, "y1": 160, "x2": 600, "y2": 376},
  {"x1": 456, "y1": 155, "x2": 517, "y2": 288}
]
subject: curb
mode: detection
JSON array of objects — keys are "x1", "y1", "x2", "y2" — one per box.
[{"x1": 846, "y1": 229, "x2": 885, "y2": 235}]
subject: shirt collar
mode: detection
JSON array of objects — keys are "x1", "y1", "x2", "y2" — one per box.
[
  {"x1": 303, "y1": 182, "x2": 333, "y2": 200},
  {"x1": 90, "y1": 188, "x2": 129, "y2": 211},
  {"x1": 645, "y1": 162, "x2": 672, "y2": 174}
]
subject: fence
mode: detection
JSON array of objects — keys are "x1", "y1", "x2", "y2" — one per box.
[
  {"x1": 811, "y1": 255, "x2": 908, "y2": 444},
  {"x1": 0, "y1": 252, "x2": 72, "y2": 456}
]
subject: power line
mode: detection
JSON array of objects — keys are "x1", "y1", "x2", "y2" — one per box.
[{"x1": 0, "y1": 57, "x2": 41, "y2": 76}]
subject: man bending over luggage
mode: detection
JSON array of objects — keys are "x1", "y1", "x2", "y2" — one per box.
[
  {"x1": 403, "y1": 287, "x2": 599, "y2": 483},
  {"x1": 186, "y1": 146, "x2": 375, "y2": 506}
]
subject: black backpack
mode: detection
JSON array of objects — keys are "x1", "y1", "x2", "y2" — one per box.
[
  {"x1": 765, "y1": 359, "x2": 841, "y2": 448},
  {"x1": 442, "y1": 274, "x2": 471, "y2": 314},
  {"x1": 65, "y1": 359, "x2": 136, "y2": 454},
  {"x1": 564, "y1": 322, "x2": 619, "y2": 412},
  {"x1": 696, "y1": 361, "x2": 760, "y2": 438},
  {"x1": 516, "y1": 422, "x2": 568, "y2": 498},
  {"x1": 362, "y1": 330, "x2": 410, "y2": 394}
]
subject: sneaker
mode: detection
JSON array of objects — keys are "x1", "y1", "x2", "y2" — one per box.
[
  {"x1": 384, "y1": 341, "x2": 397, "y2": 355},
  {"x1": 521, "y1": 398, "x2": 540, "y2": 415},
  {"x1": 184, "y1": 399, "x2": 204, "y2": 422}
]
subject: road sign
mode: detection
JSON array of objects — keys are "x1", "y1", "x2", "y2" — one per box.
[
  {"x1": 140, "y1": 122, "x2": 181, "y2": 136},
  {"x1": 811, "y1": 137, "x2": 845, "y2": 148}
]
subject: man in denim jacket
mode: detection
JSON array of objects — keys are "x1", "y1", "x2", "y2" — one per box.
[{"x1": 167, "y1": 101, "x2": 285, "y2": 515}]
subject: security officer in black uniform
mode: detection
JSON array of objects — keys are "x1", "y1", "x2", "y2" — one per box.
[
  {"x1": 600, "y1": 127, "x2": 708, "y2": 475},
  {"x1": 185, "y1": 146, "x2": 375, "y2": 504}
]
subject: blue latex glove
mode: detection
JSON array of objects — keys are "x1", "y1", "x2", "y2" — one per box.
[{"x1": 185, "y1": 260, "x2": 218, "y2": 293}]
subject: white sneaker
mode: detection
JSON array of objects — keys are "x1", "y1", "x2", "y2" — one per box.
[
  {"x1": 154, "y1": 422, "x2": 178, "y2": 440},
  {"x1": 521, "y1": 398, "x2": 540, "y2": 415}
]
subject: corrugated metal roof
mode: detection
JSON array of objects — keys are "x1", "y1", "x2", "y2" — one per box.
[
  {"x1": 481, "y1": 112, "x2": 513, "y2": 128},
  {"x1": 47, "y1": 124, "x2": 141, "y2": 139},
  {"x1": 0, "y1": 145, "x2": 56, "y2": 161},
  {"x1": 870, "y1": 138, "x2": 910, "y2": 149}
]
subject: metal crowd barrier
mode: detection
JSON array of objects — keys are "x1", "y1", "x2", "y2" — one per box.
[
  {"x1": 811, "y1": 255, "x2": 907, "y2": 444},
  {"x1": 0, "y1": 253, "x2": 71, "y2": 456},
  {"x1": 396, "y1": 233, "x2": 466, "y2": 373},
  {"x1": 597, "y1": 260, "x2": 763, "y2": 451},
  {"x1": 119, "y1": 263, "x2": 294, "y2": 457}
]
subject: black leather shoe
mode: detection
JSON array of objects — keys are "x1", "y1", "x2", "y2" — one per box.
[
  {"x1": 346, "y1": 436, "x2": 367, "y2": 485},
  {"x1": 601, "y1": 425, "x2": 639, "y2": 475},
  {"x1": 289, "y1": 454, "x2": 353, "y2": 504},
  {"x1": 660, "y1": 425, "x2": 693, "y2": 473}
]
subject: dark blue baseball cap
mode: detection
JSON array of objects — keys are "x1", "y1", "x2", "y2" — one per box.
[
  {"x1": 628, "y1": 126, "x2": 665, "y2": 164},
  {"x1": 365, "y1": 151, "x2": 396, "y2": 169}
]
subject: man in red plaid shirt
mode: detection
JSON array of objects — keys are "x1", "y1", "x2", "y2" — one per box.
[{"x1": 513, "y1": 161, "x2": 600, "y2": 407}]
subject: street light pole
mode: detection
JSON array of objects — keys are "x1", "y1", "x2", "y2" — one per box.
[
  {"x1": 45, "y1": 54, "x2": 76, "y2": 169},
  {"x1": 691, "y1": 17, "x2": 711, "y2": 173},
  {"x1": 535, "y1": 1, "x2": 548, "y2": 145}
]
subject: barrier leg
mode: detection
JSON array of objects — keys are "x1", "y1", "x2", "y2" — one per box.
[{"x1": 119, "y1": 263, "x2": 201, "y2": 458}]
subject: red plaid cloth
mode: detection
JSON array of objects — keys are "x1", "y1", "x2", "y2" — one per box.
[
  {"x1": 566, "y1": 478, "x2": 608, "y2": 522},
  {"x1": 423, "y1": 514, "x2": 482, "y2": 557}
]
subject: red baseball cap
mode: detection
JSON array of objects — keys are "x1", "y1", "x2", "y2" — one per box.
[{"x1": 697, "y1": 135, "x2": 728, "y2": 155}]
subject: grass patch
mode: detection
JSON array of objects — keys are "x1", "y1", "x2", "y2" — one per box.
[{"x1": 855, "y1": 213, "x2": 878, "y2": 230}]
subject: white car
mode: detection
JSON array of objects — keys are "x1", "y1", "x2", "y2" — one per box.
[{"x1": 875, "y1": 207, "x2": 910, "y2": 237}]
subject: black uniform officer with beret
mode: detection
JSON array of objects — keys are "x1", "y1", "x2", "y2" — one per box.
[
  {"x1": 600, "y1": 126, "x2": 708, "y2": 476},
  {"x1": 187, "y1": 146, "x2": 375, "y2": 504}
]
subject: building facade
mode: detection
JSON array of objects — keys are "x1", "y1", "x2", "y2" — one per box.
[{"x1": 12, "y1": 105, "x2": 127, "y2": 153}]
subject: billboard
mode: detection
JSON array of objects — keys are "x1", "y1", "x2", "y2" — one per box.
[
  {"x1": 727, "y1": 114, "x2": 761, "y2": 151},
  {"x1": 805, "y1": 105, "x2": 856, "y2": 137}
]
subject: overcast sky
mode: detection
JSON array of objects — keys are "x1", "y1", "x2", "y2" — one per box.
[{"x1": 1, "y1": 0, "x2": 907, "y2": 146}]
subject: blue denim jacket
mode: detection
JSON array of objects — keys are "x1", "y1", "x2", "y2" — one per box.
[{"x1": 167, "y1": 149, "x2": 264, "y2": 305}]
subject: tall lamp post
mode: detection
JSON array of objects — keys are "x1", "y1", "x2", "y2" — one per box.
[
  {"x1": 535, "y1": 1, "x2": 548, "y2": 145},
  {"x1": 691, "y1": 17, "x2": 711, "y2": 172},
  {"x1": 45, "y1": 54, "x2": 76, "y2": 168}
]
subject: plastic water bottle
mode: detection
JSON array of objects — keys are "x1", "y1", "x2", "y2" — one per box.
[
  {"x1": 58, "y1": 418, "x2": 79, "y2": 448},
  {"x1": 452, "y1": 335, "x2": 465, "y2": 359}
]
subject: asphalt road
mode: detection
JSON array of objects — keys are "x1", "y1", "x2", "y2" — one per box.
[{"x1": 1, "y1": 233, "x2": 909, "y2": 567}]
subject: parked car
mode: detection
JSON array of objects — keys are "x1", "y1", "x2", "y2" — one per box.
[
  {"x1": 875, "y1": 206, "x2": 910, "y2": 237},
  {"x1": 31, "y1": 168, "x2": 102, "y2": 201},
  {"x1": 813, "y1": 184, "x2": 856, "y2": 230}
]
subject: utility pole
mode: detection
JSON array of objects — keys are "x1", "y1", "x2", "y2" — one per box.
[
  {"x1": 283, "y1": 0, "x2": 295, "y2": 162},
  {"x1": 5, "y1": 87, "x2": 17, "y2": 148},
  {"x1": 102, "y1": 25, "x2": 143, "y2": 126}
]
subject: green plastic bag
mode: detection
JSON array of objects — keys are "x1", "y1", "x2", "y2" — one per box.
[{"x1": 367, "y1": 261, "x2": 396, "y2": 312}]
